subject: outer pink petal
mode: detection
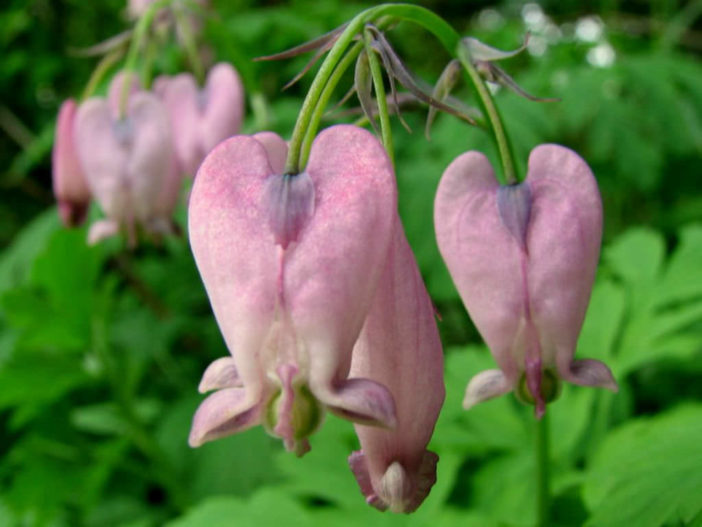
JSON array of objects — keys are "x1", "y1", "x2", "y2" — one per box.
[
  {"x1": 524, "y1": 145, "x2": 602, "y2": 375},
  {"x1": 52, "y1": 99, "x2": 91, "y2": 227},
  {"x1": 74, "y1": 98, "x2": 131, "y2": 222},
  {"x1": 200, "y1": 63, "x2": 244, "y2": 157},
  {"x1": 188, "y1": 387, "x2": 263, "y2": 447},
  {"x1": 156, "y1": 72, "x2": 202, "y2": 175},
  {"x1": 107, "y1": 71, "x2": 142, "y2": 118},
  {"x1": 349, "y1": 224, "x2": 444, "y2": 512},
  {"x1": 434, "y1": 151, "x2": 523, "y2": 383},
  {"x1": 124, "y1": 92, "x2": 173, "y2": 222},
  {"x1": 188, "y1": 135, "x2": 280, "y2": 403},
  {"x1": 252, "y1": 132, "x2": 288, "y2": 174},
  {"x1": 285, "y1": 125, "x2": 398, "y2": 414}
]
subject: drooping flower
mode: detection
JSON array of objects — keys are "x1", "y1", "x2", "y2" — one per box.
[
  {"x1": 154, "y1": 63, "x2": 244, "y2": 176},
  {"x1": 348, "y1": 223, "x2": 445, "y2": 513},
  {"x1": 74, "y1": 73, "x2": 174, "y2": 245},
  {"x1": 52, "y1": 99, "x2": 91, "y2": 227},
  {"x1": 188, "y1": 125, "x2": 398, "y2": 455},
  {"x1": 434, "y1": 144, "x2": 617, "y2": 418}
]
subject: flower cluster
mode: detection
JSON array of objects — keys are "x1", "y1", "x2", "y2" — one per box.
[
  {"x1": 51, "y1": 62, "x2": 243, "y2": 246},
  {"x1": 187, "y1": 125, "x2": 445, "y2": 512}
]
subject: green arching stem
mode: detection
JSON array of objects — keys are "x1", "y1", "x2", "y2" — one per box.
[
  {"x1": 535, "y1": 413, "x2": 551, "y2": 526},
  {"x1": 172, "y1": 3, "x2": 205, "y2": 85},
  {"x1": 119, "y1": 0, "x2": 173, "y2": 118},
  {"x1": 285, "y1": 3, "x2": 459, "y2": 174},
  {"x1": 81, "y1": 49, "x2": 124, "y2": 101},
  {"x1": 457, "y1": 46, "x2": 518, "y2": 185},
  {"x1": 364, "y1": 28, "x2": 395, "y2": 166},
  {"x1": 298, "y1": 41, "x2": 364, "y2": 169}
]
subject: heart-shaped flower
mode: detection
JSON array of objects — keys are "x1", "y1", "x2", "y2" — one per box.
[
  {"x1": 434, "y1": 144, "x2": 617, "y2": 417},
  {"x1": 348, "y1": 223, "x2": 445, "y2": 513},
  {"x1": 154, "y1": 63, "x2": 244, "y2": 176},
  {"x1": 188, "y1": 125, "x2": 398, "y2": 454},
  {"x1": 74, "y1": 73, "x2": 174, "y2": 245}
]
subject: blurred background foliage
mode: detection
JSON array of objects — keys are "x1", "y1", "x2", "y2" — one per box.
[{"x1": 0, "y1": 0, "x2": 701, "y2": 526}]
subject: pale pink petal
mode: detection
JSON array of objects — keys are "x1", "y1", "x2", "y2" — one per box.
[
  {"x1": 252, "y1": 131, "x2": 288, "y2": 174},
  {"x1": 525, "y1": 144, "x2": 603, "y2": 369},
  {"x1": 188, "y1": 387, "x2": 263, "y2": 447},
  {"x1": 434, "y1": 151, "x2": 523, "y2": 383},
  {"x1": 560, "y1": 359, "x2": 618, "y2": 392},
  {"x1": 198, "y1": 356, "x2": 242, "y2": 393},
  {"x1": 463, "y1": 369, "x2": 512, "y2": 409},
  {"x1": 87, "y1": 219, "x2": 120, "y2": 245},
  {"x1": 348, "y1": 224, "x2": 444, "y2": 512},
  {"x1": 52, "y1": 99, "x2": 91, "y2": 227},
  {"x1": 188, "y1": 135, "x2": 280, "y2": 402},
  {"x1": 200, "y1": 63, "x2": 245, "y2": 157},
  {"x1": 284, "y1": 125, "x2": 398, "y2": 412},
  {"x1": 155, "y1": 72, "x2": 202, "y2": 175},
  {"x1": 107, "y1": 71, "x2": 142, "y2": 118}
]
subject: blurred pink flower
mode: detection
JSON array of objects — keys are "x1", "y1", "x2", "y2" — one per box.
[
  {"x1": 52, "y1": 99, "x2": 91, "y2": 227},
  {"x1": 435, "y1": 144, "x2": 617, "y2": 418},
  {"x1": 188, "y1": 125, "x2": 398, "y2": 454},
  {"x1": 154, "y1": 63, "x2": 244, "y2": 176},
  {"x1": 74, "y1": 73, "x2": 174, "y2": 245},
  {"x1": 349, "y1": 223, "x2": 445, "y2": 513}
]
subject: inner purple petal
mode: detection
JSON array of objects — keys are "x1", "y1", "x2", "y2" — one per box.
[
  {"x1": 264, "y1": 171, "x2": 316, "y2": 249},
  {"x1": 497, "y1": 182, "x2": 532, "y2": 251}
]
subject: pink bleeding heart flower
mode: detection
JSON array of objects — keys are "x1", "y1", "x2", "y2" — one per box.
[
  {"x1": 348, "y1": 223, "x2": 445, "y2": 513},
  {"x1": 154, "y1": 63, "x2": 244, "y2": 176},
  {"x1": 74, "y1": 72, "x2": 174, "y2": 245},
  {"x1": 188, "y1": 125, "x2": 398, "y2": 455},
  {"x1": 434, "y1": 144, "x2": 617, "y2": 418},
  {"x1": 52, "y1": 99, "x2": 91, "y2": 227}
]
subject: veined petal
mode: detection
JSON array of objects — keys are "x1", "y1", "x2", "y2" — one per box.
[
  {"x1": 284, "y1": 125, "x2": 398, "y2": 411},
  {"x1": 434, "y1": 151, "x2": 524, "y2": 382},
  {"x1": 188, "y1": 135, "x2": 281, "y2": 401},
  {"x1": 188, "y1": 387, "x2": 263, "y2": 447},
  {"x1": 348, "y1": 224, "x2": 444, "y2": 512},
  {"x1": 525, "y1": 144, "x2": 603, "y2": 368}
]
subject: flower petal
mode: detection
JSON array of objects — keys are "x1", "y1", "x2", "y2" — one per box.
[
  {"x1": 525, "y1": 144, "x2": 603, "y2": 369},
  {"x1": 463, "y1": 369, "x2": 512, "y2": 409},
  {"x1": 52, "y1": 99, "x2": 91, "y2": 227},
  {"x1": 284, "y1": 125, "x2": 398, "y2": 411},
  {"x1": 434, "y1": 151, "x2": 524, "y2": 383},
  {"x1": 188, "y1": 135, "x2": 280, "y2": 400},
  {"x1": 560, "y1": 359, "x2": 618, "y2": 392},
  {"x1": 198, "y1": 356, "x2": 242, "y2": 393},
  {"x1": 201, "y1": 63, "x2": 245, "y2": 160},
  {"x1": 188, "y1": 387, "x2": 262, "y2": 447},
  {"x1": 252, "y1": 132, "x2": 288, "y2": 174}
]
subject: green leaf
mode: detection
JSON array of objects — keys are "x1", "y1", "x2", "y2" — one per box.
[{"x1": 583, "y1": 404, "x2": 702, "y2": 527}]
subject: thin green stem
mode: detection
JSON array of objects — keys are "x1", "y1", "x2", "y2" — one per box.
[
  {"x1": 535, "y1": 414, "x2": 551, "y2": 527},
  {"x1": 173, "y1": 3, "x2": 205, "y2": 84},
  {"x1": 119, "y1": 0, "x2": 172, "y2": 118},
  {"x1": 457, "y1": 46, "x2": 518, "y2": 185},
  {"x1": 285, "y1": 3, "x2": 459, "y2": 174},
  {"x1": 81, "y1": 49, "x2": 124, "y2": 101},
  {"x1": 298, "y1": 42, "x2": 364, "y2": 169},
  {"x1": 364, "y1": 28, "x2": 394, "y2": 166}
]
